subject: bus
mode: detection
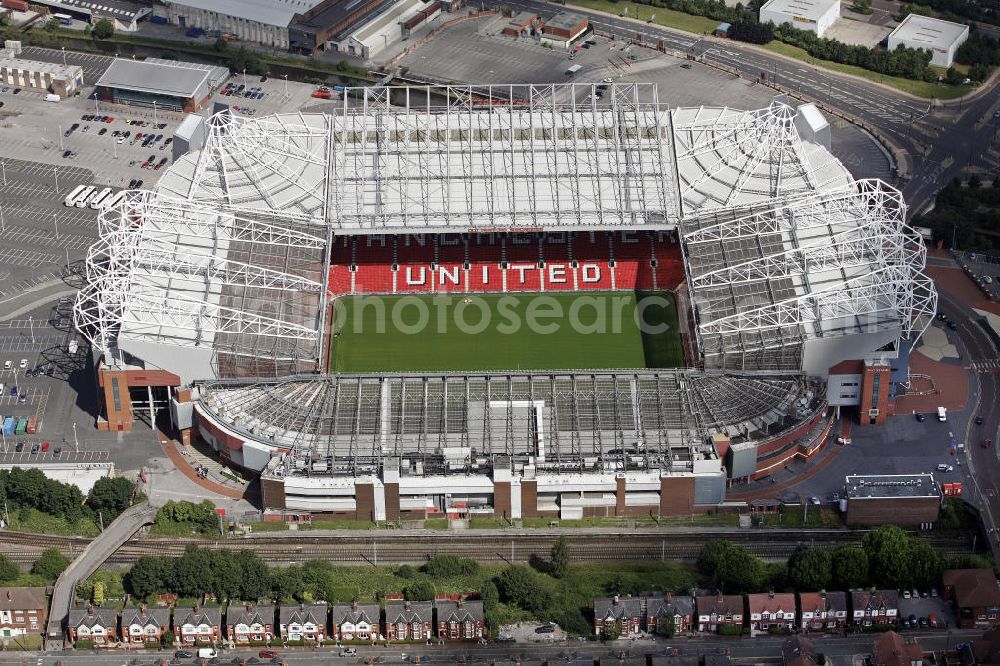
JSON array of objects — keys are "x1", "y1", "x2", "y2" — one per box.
[
  {"x1": 14, "y1": 417, "x2": 27, "y2": 436},
  {"x1": 64, "y1": 184, "x2": 88, "y2": 207},
  {"x1": 88, "y1": 187, "x2": 113, "y2": 210},
  {"x1": 74, "y1": 185, "x2": 97, "y2": 208},
  {"x1": 101, "y1": 190, "x2": 127, "y2": 210},
  {"x1": 1, "y1": 417, "x2": 13, "y2": 438},
  {"x1": 51, "y1": 13, "x2": 73, "y2": 26}
]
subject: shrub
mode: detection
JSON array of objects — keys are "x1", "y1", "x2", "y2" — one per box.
[
  {"x1": 75, "y1": 639, "x2": 94, "y2": 649},
  {"x1": 423, "y1": 555, "x2": 478, "y2": 578}
]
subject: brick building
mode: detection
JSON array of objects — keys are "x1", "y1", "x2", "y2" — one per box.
[
  {"x1": 173, "y1": 604, "x2": 222, "y2": 645},
  {"x1": 844, "y1": 475, "x2": 941, "y2": 527},
  {"x1": 696, "y1": 594, "x2": 744, "y2": 633},
  {"x1": 798, "y1": 591, "x2": 848, "y2": 631},
  {"x1": 646, "y1": 593, "x2": 694, "y2": 635},
  {"x1": 851, "y1": 590, "x2": 899, "y2": 627},
  {"x1": 67, "y1": 606, "x2": 118, "y2": 645},
  {"x1": 279, "y1": 602, "x2": 327, "y2": 642},
  {"x1": 434, "y1": 599, "x2": 485, "y2": 639},
  {"x1": 593, "y1": 596, "x2": 642, "y2": 636},
  {"x1": 226, "y1": 604, "x2": 275, "y2": 644},
  {"x1": 942, "y1": 569, "x2": 1000, "y2": 629},
  {"x1": 330, "y1": 602, "x2": 380, "y2": 641},
  {"x1": 120, "y1": 605, "x2": 171, "y2": 645},
  {"x1": 872, "y1": 631, "x2": 923, "y2": 666},
  {"x1": 540, "y1": 11, "x2": 589, "y2": 49},
  {"x1": 747, "y1": 592, "x2": 796, "y2": 632},
  {"x1": 0, "y1": 588, "x2": 46, "y2": 640},
  {"x1": 384, "y1": 601, "x2": 432, "y2": 641}
]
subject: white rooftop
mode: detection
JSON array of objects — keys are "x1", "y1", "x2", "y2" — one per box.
[
  {"x1": 759, "y1": 0, "x2": 838, "y2": 21},
  {"x1": 888, "y1": 14, "x2": 969, "y2": 50},
  {"x1": 164, "y1": 0, "x2": 325, "y2": 27}
]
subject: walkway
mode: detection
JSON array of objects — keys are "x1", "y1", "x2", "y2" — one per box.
[
  {"x1": 158, "y1": 437, "x2": 245, "y2": 500},
  {"x1": 44, "y1": 502, "x2": 157, "y2": 650}
]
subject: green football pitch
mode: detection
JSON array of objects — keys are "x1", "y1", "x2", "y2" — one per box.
[{"x1": 328, "y1": 291, "x2": 684, "y2": 373}]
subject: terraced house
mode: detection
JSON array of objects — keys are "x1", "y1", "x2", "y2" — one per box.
[
  {"x1": 593, "y1": 596, "x2": 642, "y2": 636},
  {"x1": 0, "y1": 588, "x2": 46, "y2": 640},
  {"x1": 385, "y1": 601, "x2": 433, "y2": 641},
  {"x1": 279, "y1": 602, "x2": 327, "y2": 642},
  {"x1": 174, "y1": 604, "x2": 222, "y2": 645},
  {"x1": 798, "y1": 591, "x2": 848, "y2": 631},
  {"x1": 748, "y1": 592, "x2": 796, "y2": 633},
  {"x1": 331, "y1": 602, "x2": 380, "y2": 642},
  {"x1": 120, "y1": 605, "x2": 170, "y2": 645},
  {"x1": 435, "y1": 599, "x2": 485, "y2": 640},
  {"x1": 68, "y1": 606, "x2": 118, "y2": 645},
  {"x1": 227, "y1": 604, "x2": 275, "y2": 644},
  {"x1": 646, "y1": 593, "x2": 694, "y2": 635},
  {"x1": 852, "y1": 590, "x2": 899, "y2": 627},
  {"x1": 696, "y1": 594, "x2": 744, "y2": 633}
]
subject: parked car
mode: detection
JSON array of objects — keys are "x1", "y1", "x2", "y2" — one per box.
[
  {"x1": 975, "y1": 416, "x2": 984, "y2": 425},
  {"x1": 902, "y1": 589, "x2": 911, "y2": 599},
  {"x1": 98, "y1": 127, "x2": 107, "y2": 135},
  {"x1": 259, "y1": 650, "x2": 278, "y2": 659},
  {"x1": 915, "y1": 412, "x2": 925, "y2": 422},
  {"x1": 30, "y1": 443, "x2": 38, "y2": 454},
  {"x1": 14, "y1": 442, "x2": 23, "y2": 452},
  {"x1": 41, "y1": 442, "x2": 49, "y2": 452},
  {"x1": 936, "y1": 464, "x2": 954, "y2": 472}
]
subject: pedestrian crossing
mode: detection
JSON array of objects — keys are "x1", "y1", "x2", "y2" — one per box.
[{"x1": 972, "y1": 359, "x2": 1000, "y2": 372}]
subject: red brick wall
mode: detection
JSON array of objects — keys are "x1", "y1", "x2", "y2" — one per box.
[{"x1": 659, "y1": 476, "x2": 695, "y2": 516}]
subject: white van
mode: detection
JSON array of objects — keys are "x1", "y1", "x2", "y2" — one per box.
[
  {"x1": 45, "y1": 93, "x2": 60, "y2": 103},
  {"x1": 937, "y1": 406, "x2": 947, "y2": 422}
]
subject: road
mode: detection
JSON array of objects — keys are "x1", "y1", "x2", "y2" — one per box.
[{"x1": 482, "y1": 0, "x2": 1000, "y2": 214}]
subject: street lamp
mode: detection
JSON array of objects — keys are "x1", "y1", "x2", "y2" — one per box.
[
  {"x1": 52, "y1": 212, "x2": 60, "y2": 240},
  {"x1": 61, "y1": 46, "x2": 66, "y2": 67},
  {"x1": 0, "y1": 203, "x2": 4, "y2": 232},
  {"x1": 52, "y1": 166, "x2": 59, "y2": 193},
  {"x1": 283, "y1": 73, "x2": 288, "y2": 99},
  {"x1": 58, "y1": 124, "x2": 64, "y2": 151},
  {"x1": 28, "y1": 315, "x2": 33, "y2": 344},
  {"x1": 72, "y1": 423, "x2": 79, "y2": 453}
]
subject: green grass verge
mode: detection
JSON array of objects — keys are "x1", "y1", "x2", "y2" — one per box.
[
  {"x1": 6, "y1": 508, "x2": 99, "y2": 537},
  {"x1": 761, "y1": 41, "x2": 974, "y2": 99},
  {"x1": 424, "y1": 518, "x2": 450, "y2": 530},
  {"x1": 331, "y1": 291, "x2": 683, "y2": 373},
  {"x1": 248, "y1": 521, "x2": 289, "y2": 532},
  {"x1": 565, "y1": 0, "x2": 719, "y2": 34},
  {"x1": 299, "y1": 519, "x2": 381, "y2": 530}
]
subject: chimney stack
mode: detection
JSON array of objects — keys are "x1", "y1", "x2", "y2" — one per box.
[
  {"x1": 666, "y1": 592, "x2": 672, "y2": 603},
  {"x1": 613, "y1": 595, "x2": 620, "y2": 606},
  {"x1": 351, "y1": 601, "x2": 358, "y2": 611}
]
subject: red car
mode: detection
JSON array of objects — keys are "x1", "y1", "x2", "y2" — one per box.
[
  {"x1": 41, "y1": 442, "x2": 49, "y2": 452},
  {"x1": 259, "y1": 650, "x2": 278, "y2": 659},
  {"x1": 311, "y1": 90, "x2": 332, "y2": 99},
  {"x1": 104, "y1": 116, "x2": 113, "y2": 123},
  {"x1": 983, "y1": 439, "x2": 994, "y2": 449}
]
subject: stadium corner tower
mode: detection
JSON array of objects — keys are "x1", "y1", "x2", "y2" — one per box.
[{"x1": 74, "y1": 84, "x2": 936, "y2": 520}]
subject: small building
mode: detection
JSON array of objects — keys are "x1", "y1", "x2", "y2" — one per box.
[
  {"x1": 968, "y1": 626, "x2": 1000, "y2": 665},
  {"x1": 798, "y1": 591, "x2": 848, "y2": 631},
  {"x1": 0, "y1": 588, "x2": 47, "y2": 640},
  {"x1": 278, "y1": 602, "x2": 328, "y2": 642},
  {"x1": 434, "y1": 599, "x2": 485, "y2": 639},
  {"x1": 161, "y1": 0, "x2": 326, "y2": 50},
  {"x1": 851, "y1": 589, "x2": 899, "y2": 627},
  {"x1": 26, "y1": 0, "x2": 151, "y2": 32},
  {"x1": 942, "y1": 569, "x2": 1000, "y2": 629},
  {"x1": 872, "y1": 630, "x2": 923, "y2": 666},
  {"x1": 747, "y1": 592, "x2": 796, "y2": 633},
  {"x1": 95, "y1": 57, "x2": 228, "y2": 113},
  {"x1": 844, "y1": 474, "x2": 941, "y2": 527},
  {"x1": 646, "y1": 593, "x2": 694, "y2": 635},
  {"x1": 173, "y1": 604, "x2": 222, "y2": 645},
  {"x1": 120, "y1": 605, "x2": 171, "y2": 645},
  {"x1": 331, "y1": 0, "x2": 428, "y2": 60},
  {"x1": 593, "y1": 596, "x2": 642, "y2": 637},
  {"x1": 0, "y1": 53, "x2": 83, "y2": 97},
  {"x1": 887, "y1": 14, "x2": 969, "y2": 68},
  {"x1": 696, "y1": 594, "x2": 744, "y2": 633},
  {"x1": 783, "y1": 635, "x2": 818, "y2": 666},
  {"x1": 759, "y1": 0, "x2": 839, "y2": 37},
  {"x1": 289, "y1": 0, "x2": 395, "y2": 55},
  {"x1": 226, "y1": 603, "x2": 275, "y2": 644},
  {"x1": 67, "y1": 606, "x2": 118, "y2": 645},
  {"x1": 330, "y1": 602, "x2": 380, "y2": 642},
  {"x1": 714, "y1": 22, "x2": 731, "y2": 37},
  {"x1": 384, "y1": 600, "x2": 432, "y2": 641},
  {"x1": 502, "y1": 11, "x2": 538, "y2": 37},
  {"x1": 540, "y1": 12, "x2": 589, "y2": 49}
]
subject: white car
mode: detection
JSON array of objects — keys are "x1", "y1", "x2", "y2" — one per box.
[
  {"x1": 2, "y1": 361, "x2": 10, "y2": 370},
  {"x1": 602, "y1": 77, "x2": 613, "y2": 83},
  {"x1": 17, "y1": 359, "x2": 26, "y2": 370},
  {"x1": 936, "y1": 463, "x2": 953, "y2": 472}
]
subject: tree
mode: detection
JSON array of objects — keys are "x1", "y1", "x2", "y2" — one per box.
[
  {"x1": 125, "y1": 556, "x2": 174, "y2": 599},
  {"x1": 788, "y1": 546, "x2": 832, "y2": 592},
  {"x1": 495, "y1": 565, "x2": 553, "y2": 613},
  {"x1": 601, "y1": 621, "x2": 622, "y2": 641},
  {"x1": 0, "y1": 553, "x2": 19, "y2": 583},
  {"x1": 480, "y1": 580, "x2": 500, "y2": 612},
  {"x1": 172, "y1": 547, "x2": 215, "y2": 598},
  {"x1": 657, "y1": 613, "x2": 676, "y2": 638},
  {"x1": 863, "y1": 526, "x2": 911, "y2": 588},
  {"x1": 423, "y1": 555, "x2": 478, "y2": 578},
  {"x1": 550, "y1": 536, "x2": 570, "y2": 579},
  {"x1": 213, "y1": 37, "x2": 228, "y2": 52},
  {"x1": 907, "y1": 541, "x2": 941, "y2": 588},
  {"x1": 92, "y1": 581, "x2": 105, "y2": 606},
  {"x1": 32, "y1": 548, "x2": 69, "y2": 580},
  {"x1": 160, "y1": 629, "x2": 175, "y2": 648},
  {"x1": 945, "y1": 66, "x2": 965, "y2": 85},
  {"x1": 697, "y1": 541, "x2": 765, "y2": 593},
  {"x1": 397, "y1": 564, "x2": 416, "y2": 579},
  {"x1": 88, "y1": 477, "x2": 133, "y2": 522},
  {"x1": 237, "y1": 550, "x2": 271, "y2": 601},
  {"x1": 404, "y1": 579, "x2": 436, "y2": 601},
  {"x1": 93, "y1": 18, "x2": 114, "y2": 39}
]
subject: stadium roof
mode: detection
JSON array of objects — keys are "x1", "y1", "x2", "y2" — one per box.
[
  {"x1": 95, "y1": 58, "x2": 228, "y2": 99},
  {"x1": 163, "y1": 0, "x2": 325, "y2": 27}
]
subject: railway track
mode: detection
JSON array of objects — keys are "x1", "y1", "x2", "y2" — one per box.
[{"x1": 0, "y1": 529, "x2": 979, "y2": 566}]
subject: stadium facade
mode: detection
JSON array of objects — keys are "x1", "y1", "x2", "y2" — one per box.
[{"x1": 74, "y1": 84, "x2": 936, "y2": 520}]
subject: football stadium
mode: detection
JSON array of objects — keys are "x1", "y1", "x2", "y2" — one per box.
[{"x1": 73, "y1": 83, "x2": 937, "y2": 520}]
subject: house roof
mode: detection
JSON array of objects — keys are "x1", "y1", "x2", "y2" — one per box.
[
  {"x1": 798, "y1": 591, "x2": 848, "y2": 613},
  {"x1": 279, "y1": 602, "x2": 327, "y2": 626},
  {"x1": 385, "y1": 601, "x2": 432, "y2": 623},
  {"x1": 646, "y1": 595, "x2": 694, "y2": 618},
  {"x1": 175, "y1": 605, "x2": 222, "y2": 627},
  {"x1": 972, "y1": 627, "x2": 1000, "y2": 665},
  {"x1": 228, "y1": 604, "x2": 275, "y2": 627},
  {"x1": 594, "y1": 596, "x2": 642, "y2": 621},
  {"x1": 0, "y1": 588, "x2": 46, "y2": 612},
  {"x1": 330, "y1": 603, "x2": 380, "y2": 625},
  {"x1": 943, "y1": 570, "x2": 1000, "y2": 609},
  {"x1": 69, "y1": 607, "x2": 116, "y2": 629},
  {"x1": 852, "y1": 589, "x2": 900, "y2": 612},
  {"x1": 121, "y1": 606, "x2": 170, "y2": 628},
  {"x1": 436, "y1": 600, "x2": 484, "y2": 623},
  {"x1": 747, "y1": 592, "x2": 796, "y2": 615},
  {"x1": 872, "y1": 631, "x2": 923, "y2": 666},
  {"x1": 783, "y1": 635, "x2": 817, "y2": 666},
  {"x1": 696, "y1": 595, "x2": 744, "y2": 616}
]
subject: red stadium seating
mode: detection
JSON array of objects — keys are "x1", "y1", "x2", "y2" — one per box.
[{"x1": 329, "y1": 231, "x2": 683, "y2": 296}]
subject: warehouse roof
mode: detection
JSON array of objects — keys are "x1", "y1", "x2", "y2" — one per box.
[
  {"x1": 845, "y1": 473, "x2": 940, "y2": 499},
  {"x1": 29, "y1": 0, "x2": 148, "y2": 21},
  {"x1": 759, "y1": 0, "x2": 838, "y2": 21},
  {"x1": 0, "y1": 56, "x2": 82, "y2": 80},
  {"x1": 164, "y1": 0, "x2": 325, "y2": 28},
  {"x1": 543, "y1": 11, "x2": 588, "y2": 32},
  {"x1": 96, "y1": 58, "x2": 227, "y2": 98},
  {"x1": 888, "y1": 14, "x2": 969, "y2": 51}
]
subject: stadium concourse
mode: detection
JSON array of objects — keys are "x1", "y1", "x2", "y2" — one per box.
[{"x1": 72, "y1": 83, "x2": 937, "y2": 521}]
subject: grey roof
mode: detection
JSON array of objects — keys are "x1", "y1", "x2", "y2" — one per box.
[
  {"x1": 647, "y1": 595, "x2": 695, "y2": 619},
  {"x1": 227, "y1": 604, "x2": 275, "y2": 627},
  {"x1": 594, "y1": 596, "x2": 642, "y2": 621},
  {"x1": 279, "y1": 603, "x2": 327, "y2": 626},
  {"x1": 888, "y1": 14, "x2": 969, "y2": 50},
  {"x1": 96, "y1": 58, "x2": 227, "y2": 98},
  {"x1": 385, "y1": 601, "x2": 432, "y2": 624},
  {"x1": 799, "y1": 591, "x2": 848, "y2": 613},
  {"x1": 543, "y1": 11, "x2": 587, "y2": 32},
  {"x1": 851, "y1": 589, "x2": 900, "y2": 612},
  {"x1": 174, "y1": 605, "x2": 222, "y2": 628},
  {"x1": 436, "y1": 600, "x2": 484, "y2": 623},
  {"x1": 69, "y1": 607, "x2": 117, "y2": 630},
  {"x1": 164, "y1": 0, "x2": 325, "y2": 27},
  {"x1": 121, "y1": 606, "x2": 170, "y2": 629},
  {"x1": 845, "y1": 474, "x2": 940, "y2": 499},
  {"x1": 31, "y1": 0, "x2": 148, "y2": 21},
  {"x1": 331, "y1": 603, "x2": 380, "y2": 626},
  {"x1": 783, "y1": 635, "x2": 818, "y2": 665},
  {"x1": 0, "y1": 588, "x2": 46, "y2": 612}
]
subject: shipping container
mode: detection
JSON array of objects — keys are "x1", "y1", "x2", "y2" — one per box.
[
  {"x1": 1, "y1": 417, "x2": 13, "y2": 437},
  {"x1": 150, "y1": 15, "x2": 168, "y2": 25},
  {"x1": 2, "y1": 0, "x2": 29, "y2": 12},
  {"x1": 25, "y1": 415, "x2": 37, "y2": 435},
  {"x1": 14, "y1": 417, "x2": 27, "y2": 436},
  {"x1": 185, "y1": 27, "x2": 205, "y2": 38}
]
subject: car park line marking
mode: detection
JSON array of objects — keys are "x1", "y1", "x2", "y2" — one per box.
[
  {"x1": 0, "y1": 247, "x2": 59, "y2": 268},
  {"x1": 0, "y1": 335, "x2": 63, "y2": 352}
]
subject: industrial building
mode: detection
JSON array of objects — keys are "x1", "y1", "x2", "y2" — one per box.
[
  {"x1": 94, "y1": 57, "x2": 228, "y2": 112},
  {"x1": 289, "y1": 0, "x2": 397, "y2": 55},
  {"x1": 758, "y1": 0, "x2": 839, "y2": 37},
  {"x1": 331, "y1": 0, "x2": 437, "y2": 59},
  {"x1": 23, "y1": 0, "x2": 150, "y2": 31},
  {"x1": 887, "y1": 14, "x2": 969, "y2": 68},
  {"x1": 160, "y1": 0, "x2": 326, "y2": 50},
  {"x1": 540, "y1": 11, "x2": 589, "y2": 48},
  {"x1": 844, "y1": 473, "x2": 941, "y2": 526},
  {"x1": 72, "y1": 83, "x2": 936, "y2": 520},
  {"x1": 0, "y1": 48, "x2": 83, "y2": 97}
]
